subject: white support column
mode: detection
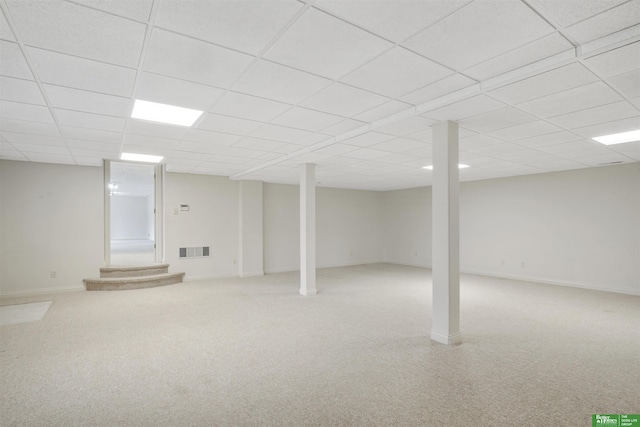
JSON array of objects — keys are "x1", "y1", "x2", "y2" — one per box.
[
  {"x1": 300, "y1": 163, "x2": 317, "y2": 296},
  {"x1": 238, "y1": 180, "x2": 264, "y2": 278},
  {"x1": 431, "y1": 120, "x2": 462, "y2": 345}
]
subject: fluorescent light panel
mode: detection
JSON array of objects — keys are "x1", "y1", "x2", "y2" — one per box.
[
  {"x1": 593, "y1": 129, "x2": 640, "y2": 145},
  {"x1": 131, "y1": 99, "x2": 203, "y2": 127},
  {"x1": 121, "y1": 152, "x2": 164, "y2": 163},
  {"x1": 423, "y1": 164, "x2": 469, "y2": 169}
]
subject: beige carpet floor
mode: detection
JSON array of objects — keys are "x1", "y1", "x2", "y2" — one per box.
[{"x1": 1, "y1": 263, "x2": 638, "y2": 426}]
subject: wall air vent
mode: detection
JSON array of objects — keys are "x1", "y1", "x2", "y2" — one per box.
[
  {"x1": 179, "y1": 246, "x2": 210, "y2": 259},
  {"x1": 598, "y1": 161, "x2": 623, "y2": 166}
]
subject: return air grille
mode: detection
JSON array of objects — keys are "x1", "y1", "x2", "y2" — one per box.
[{"x1": 179, "y1": 246, "x2": 210, "y2": 259}]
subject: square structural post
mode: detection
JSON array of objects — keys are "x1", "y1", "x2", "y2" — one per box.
[
  {"x1": 300, "y1": 163, "x2": 317, "y2": 296},
  {"x1": 431, "y1": 120, "x2": 461, "y2": 345}
]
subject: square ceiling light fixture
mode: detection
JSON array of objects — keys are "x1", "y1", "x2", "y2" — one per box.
[
  {"x1": 422, "y1": 164, "x2": 470, "y2": 170},
  {"x1": 121, "y1": 152, "x2": 164, "y2": 163},
  {"x1": 131, "y1": 99, "x2": 203, "y2": 127},
  {"x1": 592, "y1": 129, "x2": 640, "y2": 145}
]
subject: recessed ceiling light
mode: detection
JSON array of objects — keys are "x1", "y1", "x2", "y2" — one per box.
[
  {"x1": 592, "y1": 129, "x2": 640, "y2": 145},
  {"x1": 121, "y1": 152, "x2": 164, "y2": 163},
  {"x1": 422, "y1": 164, "x2": 470, "y2": 170},
  {"x1": 131, "y1": 99, "x2": 203, "y2": 127}
]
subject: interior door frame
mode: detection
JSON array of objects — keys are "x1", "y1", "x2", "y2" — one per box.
[{"x1": 103, "y1": 159, "x2": 165, "y2": 266}]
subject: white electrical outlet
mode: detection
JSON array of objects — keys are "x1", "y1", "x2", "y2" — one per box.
[{"x1": 50, "y1": 271, "x2": 57, "y2": 279}]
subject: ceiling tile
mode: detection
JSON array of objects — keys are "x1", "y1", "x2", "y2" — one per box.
[
  {"x1": 250, "y1": 123, "x2": 312, "y2": 143},
  {"x1": 232, "y1": 137, "x2": 288, "y2": 152},
  {"x1": 423, "y1": 94, "x2": 505, "y2": 121},
  {"x1": 1, "y1": 150, "x2": 28, "y2": 162},
  {"x1": 175, "y1": 140, "x2": 231, "y2": 155},
  {"x1": 320, "y1": 118, "x2": 367, "y2": 136},
  {"x1": 11, "y1": 142, "x2": 68, "y2": 156},
  {"x1": 574, "y1": 153, "x2": 636, "y2": 166},
  {"x1": 156, "y1": 0, "x2": 301, "y2": 55},
  {"x1": 0, "y1": 40, "x2": 32, "y2": 79},
  {"x1": 341, "y1": 131, "x2": 394, "y2": 147},
  {"x1": 531, "y1": 0, "x2": 628, "y2": 27},
  {"x1": 571, "y1": 116, "x2": 640, "y2": 139},
  {"x1": 488, "y1": 120, "x2": 562, "y2": 141},
  {"x1": 211, "y1": 91, "x2": 291, "y2": 122},
  {"x1": 371, "y1": 137, "x2": 427, "y2": 153},
  {"x1": 0, "y1": 76, "x2": 45, "y2": 105},
  {"x1": 233, "y1": 60, "x2": 331, "y2": 104},
  {"x1": 460, "y1": 107, "x2": 538, "y2": 133},
  {"x1": 43, "y1": 84, "x2": 132, "y2": 117},
  {"x1": 463, "y1": 33, "x2": 574, "y2": 81},
  {"x1": 1, "y1": 131, "x2": 65, "y2": 146},
  {"x1": 264, "y1": 8, "x2": 392, "y2": 79},
  {"x1": 607, "y1": 70, "x2": 640, "y2": 99},
  {"x1": 67, "y1": 139, "x2": 120, "y2": 152},
  {"x1": 315, "y1": 0, "x2": 469, "y2": 42},
  {"x1": 7, "y1": 0, "x2": 146, "y2": 67},
  {"x1": 29, "y1": 47, "x2": 136, "y2": 97},
  {"x1": 197, "y1": 113, "x2": 263, "y2": 136},
  {"x1": 463, "y1": 141, "x2": 524, "y2": 156},
  {"x1": 295, "y1": 133, "x2": 334, "y2": 147},
  {"x1": 1, "y1": 100, "x2": 54, "y2": 123},
  {"x1": 459, "y1": 134, "x2": 505, "y2": 151},
  {"x1": 127, "y1": 120, "x2": 190, "y2": 140},
  {"x1": 536, "y1": 139, "x2": 602, "y2": 154},
  {"x1": 375, "y1": 115, "x2": 435, "y2": 136},
  {"x1": 22, "y1": 152, "x2": 74, "y2": 164},
  {"x1": 520, "y1": 158, "x2": 586, "y2": 171},
  {"x1": 404, "y1": 0, "x2": 554, "y2": 70},
  {"x1": 342, "y1": 47, "x2": 453, "y2": 98},
  {"x1": 60, "y1": 126, "x2": 122, "y2": 144},
  {"x1": 342, "y1": 148, "x2": 390, "y2": 160},
  {"x1": 400, "y1": 74, "x2": 477, "y2": 106},
  {"x1": 353, "y1": 100, "x2": 412, "y2": 123},
  {"x1": 548, "y1": 101, "x2": 639, "y2": 129},
  {"x1": 0, "y1": 8, "x2": 15, "y2": 41},
  {"x1": 518, "y1": 81, "x2": 622, "y2": 118},
  {"x1": 563, "y1": 0, "x2": 640, "y2": 43},
  {"x1": 0, "y1": 118, "x2": 60, "y2": 137},
  {"x1": 144, "y1": 28, "x2": 254, "y2": 88},
  {"x1": 71, "y1": 0, "x2": 153, "y2": 22},
  {"x1": 514, "y1": 131, "x2": 583, "y2": 148},
  {"x1": 314, "y1": 143, "x2": 359, "y2": 156},
  {"x1": 584, "y1": 41, "x2": 640, "y2": 77},
  {"x1": 215, "y1": 146, "x2": 265, "y2": 159},
  {"x1": 271, "y1": 107, "x2": 345, "y2": 132},
  {"x1": 300, "y1": 83, "x2": 388, "y2": 118},
  {"x1": 136, "y1": 72, "x2": 224, "y2": 111},
  {"x1": 183, "y1": 128, "x2": 242, "y2": 146},
  {"x1": 488, "y1": 62, "x2": 598, "y2": 105},
  {"x1": 124, "y1": 134, "x2": 181, "y2": 150},
  {"x1": 54, "y1": 109, "x2": 126, "y2": 132}
]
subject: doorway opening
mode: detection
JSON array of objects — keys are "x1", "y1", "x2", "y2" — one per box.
[{"x1": 104, "y1": 160, "x2": 164, "y2": 266}]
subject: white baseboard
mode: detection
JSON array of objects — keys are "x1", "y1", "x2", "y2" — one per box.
[
  {"x1": 239, "y1": 271, "x2": 264, "y2": 278},
  {"x1": 461, "y1": 269, "x2": 640, "y2": 296},
  {"x1": 0, "y1": 286, "x2": 85, "y2": 299},
  {"x1": 182, "y1": 273, "x2": 237, "y2": 282},
  {"x1": 382, "y1": 261, "x2": 639, "y2": 296}
]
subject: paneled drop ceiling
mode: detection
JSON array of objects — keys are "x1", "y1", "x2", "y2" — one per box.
[{"x1": 0, "y1": 0, "x2": 639, "y2": 191}]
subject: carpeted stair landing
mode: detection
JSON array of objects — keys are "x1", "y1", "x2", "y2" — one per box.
[{"x1": 83, "y1": 264, "x2": 185, "y2": 291}]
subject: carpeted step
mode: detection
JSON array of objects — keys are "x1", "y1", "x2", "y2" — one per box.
[
  {"x1": 100, "y1": 264, "x2": 169, "y2": 278},
  {"x1": 84, "y1": 272, "x2": 185, "y2": 291}
]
